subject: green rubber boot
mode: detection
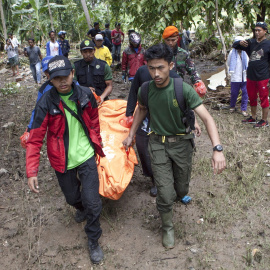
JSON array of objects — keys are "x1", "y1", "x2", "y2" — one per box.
[{"x1": 160, "y1": 210, "x2": 175, "y2": 249}]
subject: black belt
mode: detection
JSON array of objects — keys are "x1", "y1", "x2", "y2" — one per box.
[{"x1": 150, "y1": 132, "x2": 194, "y2": 143}]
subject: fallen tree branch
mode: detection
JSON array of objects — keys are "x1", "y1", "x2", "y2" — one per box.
[{"x1": 152, "y1": 256, "x2": 178, "y2": 262}]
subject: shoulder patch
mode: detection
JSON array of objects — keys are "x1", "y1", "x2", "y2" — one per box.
[{"x1": 173, "y1": 99, "x2": 179, "y2": 107}]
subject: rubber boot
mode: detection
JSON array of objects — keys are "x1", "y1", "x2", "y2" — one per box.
[{"x1": 160, "y1": 210, "x2": 175, "y2": 249}]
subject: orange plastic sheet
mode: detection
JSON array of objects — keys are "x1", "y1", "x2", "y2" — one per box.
[{"x1": 97, "y1": 99, "x2": 138, "y2": 200}]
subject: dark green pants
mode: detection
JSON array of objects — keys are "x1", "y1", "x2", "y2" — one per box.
[{"x1": 148, "y1": 133, "x2": 193, "y2": 212}]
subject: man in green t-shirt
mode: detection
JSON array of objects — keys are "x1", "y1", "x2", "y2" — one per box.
[
  {"x1": 123, "y1": 43, "x2": 226, "y2": 249},
  {"x1": 26, "y1": 56, "x2": 105, "y2": 264}
]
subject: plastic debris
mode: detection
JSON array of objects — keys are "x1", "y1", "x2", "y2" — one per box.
[
  {"x1": 252, "y1": 248, "x2": 262, "y2": 263},
  {"x1": 197, "y1": 218, "x2": 204, "y2": 224}
]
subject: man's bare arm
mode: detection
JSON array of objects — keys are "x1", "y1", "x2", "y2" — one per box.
[
  {"x1": 194, "y1": 104, "x2": 226, "y2": 174},
  {"x1": 99, "y1": 80, "x2": 113, "y2": 105},
  {"x1": 123, "y1": 104, "x2": 148, "y2": 150}
]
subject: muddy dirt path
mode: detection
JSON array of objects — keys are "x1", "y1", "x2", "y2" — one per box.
[{"x1": 0, "y1": 55, "x2": 270, "y2": 270}]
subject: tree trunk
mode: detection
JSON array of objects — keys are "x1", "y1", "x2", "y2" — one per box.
[
  {"x1": 47, "y1": 0, "x2": 54, "y2": 31},
  {"x1": 215, "y1": 0, "x2": 229, "y2": 85},
  {"x1": 28, "y1": 14, "x2": 34, "y2": 39},
  {"x1": 257, "y1": 1, "x2": 266, "y2": 22},
  {"x1": 206, "y1": 9, "x2": 213, "y2": 35},
  {"x1": 0, "y1": 0, "x2": 7, "y2": 40},
  {"x1": 80, "y1": 0, "x2": 92, "y2": 29}
]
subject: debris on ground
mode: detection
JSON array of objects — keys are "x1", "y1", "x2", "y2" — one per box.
[
  {"x1": 0, "y1": 168, "x2": 8, "y2": 176},
  {"x1": 252, "y1": 248, "x2": 262, "y2": 263},
  {"x1": 2, "y1": 122, "x2": 15, "y2": 129}
]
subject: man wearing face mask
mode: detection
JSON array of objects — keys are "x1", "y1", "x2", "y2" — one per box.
[{"x1": 122, "y1": 32, "x2": 146, "y2": 82}]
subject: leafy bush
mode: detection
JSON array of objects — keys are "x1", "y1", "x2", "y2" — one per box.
[{"x1": 0, "y1": 82, "x2": 19, "y2": 95}]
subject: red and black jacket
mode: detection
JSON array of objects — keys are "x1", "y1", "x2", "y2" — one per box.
[
  {"x1": 26, "y1": 82, "x2": 105, "y2": 178},
  {"x1": 122, "y1": 45, "x2": 146, "y2": 78}
]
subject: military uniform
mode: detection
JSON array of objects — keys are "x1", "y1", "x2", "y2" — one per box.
[
  {"x1": 138, "y1": 78, "x2": 202, "y2": 213},
  {"x1": 172, "y1": 46, "x2": 201, "y2": 85},
  {"x1": 74, "y1": 57, "x2": 112, "y2": 97}
]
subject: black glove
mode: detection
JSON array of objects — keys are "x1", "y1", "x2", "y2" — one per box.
[{"x1": 183, "y1": 109, "x2": 195, "y2": 131}]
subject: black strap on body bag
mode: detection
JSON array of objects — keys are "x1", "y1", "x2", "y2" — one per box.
[{"x1": 140, "y1": 78, "x2": 195, "y2": 133}]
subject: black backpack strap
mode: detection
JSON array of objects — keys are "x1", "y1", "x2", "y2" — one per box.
[
  {"x1": 61, "y1": 99, "x2": 96, "y2": 150},
  {"x1": 173, "y1": 77, "x2": 186, "y2": 112},
  {"x1": 140, "y1": 81, "x2": 150, "y2": 109},
  {"x1": 61, "y1": 100, "x2": 81, "y2": 123},
  {"x1": 173, "y1": 78, "x2": 195, "y2": 132}
]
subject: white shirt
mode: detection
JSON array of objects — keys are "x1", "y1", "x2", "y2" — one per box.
[
  {"x1": 49, "y1": 41, "x2": 60, "y2": 56},
  {"x1": 5, "y1": 44, "x2": 17, "y2": 58},
  {"x1": 227, "y1": 50, "x2": 249, "y2": 82},
  {"x1": 10, "y1": 37, "x2": 19, "y2": 48}
]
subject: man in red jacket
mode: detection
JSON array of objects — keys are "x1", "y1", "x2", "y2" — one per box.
[
  {"x1": 26, "y1": 56, "x2": 105, "y2": 264},
  {"x1": 111, "y1": 22, "x2": 124, "y2": 64},
  {"x1": 122, "y1": 32, "x2": 146, "y2": 82}
]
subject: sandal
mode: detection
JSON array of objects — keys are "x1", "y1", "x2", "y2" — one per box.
[
  {"x1": 241, "y1": 111, "x2": 248, "y2": 117},
  {"x1": 229, "y1": 108, "x2": 235, "y2": 113}
]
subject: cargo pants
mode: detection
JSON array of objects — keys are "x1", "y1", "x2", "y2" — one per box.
[
  {"x1": 148, "y1": 133, "x2": 194, "y2": 213},
  {"x1": 55, "y1": 156, "x2": 102, "y2": 241}
]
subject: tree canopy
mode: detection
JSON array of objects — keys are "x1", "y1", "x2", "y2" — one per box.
[{"x1": 0, "y1": 0, "x2": 270, "y2": 44}]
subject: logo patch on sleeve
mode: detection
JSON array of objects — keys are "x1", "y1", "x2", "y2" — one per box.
[{"x1": 173, "y1": 99, "x2": 179, "y2": 107}]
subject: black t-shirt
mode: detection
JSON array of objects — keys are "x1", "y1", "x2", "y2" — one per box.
[
  {"x1": 233, "y1": 39, "x2": 270, "y2": 81},
  {"x1": 104, "y1": 29, "x2": 112, "y2": 42},
  {"x1": 87, "y1": 28, "x2": 100, "y2": 38}
]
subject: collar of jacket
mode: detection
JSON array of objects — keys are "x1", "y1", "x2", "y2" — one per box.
[
  {"x1": 81, "y1": 57, "x2": 98, "y2": 68},
  {"x1": 130, "y1": 44, "x2": 142, "y2": 52},
  {"x1": 49, "y1": 81, "x2": 88, "y2": 107}
]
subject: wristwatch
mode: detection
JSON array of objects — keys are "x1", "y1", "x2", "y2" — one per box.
[{"x1": 213, "y1": 144, "x2": 223, "y2": 152}]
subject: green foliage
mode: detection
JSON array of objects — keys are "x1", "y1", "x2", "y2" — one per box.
[
  {"x1": 2, "y1": 0, "x2": 270, "y2": 45},
  {"x1": 0, "y1": 82, "x2": 19, "y2": 95}
]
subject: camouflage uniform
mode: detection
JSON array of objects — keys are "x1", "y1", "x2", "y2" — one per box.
[{"x1": 172, "y1": 46, "x2": 201, "y2": 85}]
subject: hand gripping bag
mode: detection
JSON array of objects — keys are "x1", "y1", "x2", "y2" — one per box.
[{"x1": 97, "y1": 99, "x2": 138, "y2": 200}]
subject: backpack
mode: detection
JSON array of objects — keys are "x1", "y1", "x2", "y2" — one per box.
[{"x1": 140, "y1": 78, "x2": 195, "y2": 133}]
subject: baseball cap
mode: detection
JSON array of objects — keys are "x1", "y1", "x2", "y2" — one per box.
[
  {"x1": 95, "y1": 34, "x2": 103, "y2": 41},
  {"x1": 255, "y1": 21, "x2": 268, "y2": 30},
  {"x1": 80, "y1": 39, "x2": 95, "y2": 50},
  {"x1": 41, "y1": 56, "x2": 54, "y2": 72},
  {"x1": 47, "y1": 56, "x2": 73, "y2": 80},
  {"x1": 234, "y1": 36, "x2": 244, "y2": 42},
  {"x1": 58, "y1": 31, "x2": 66, "y2": 36}
]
